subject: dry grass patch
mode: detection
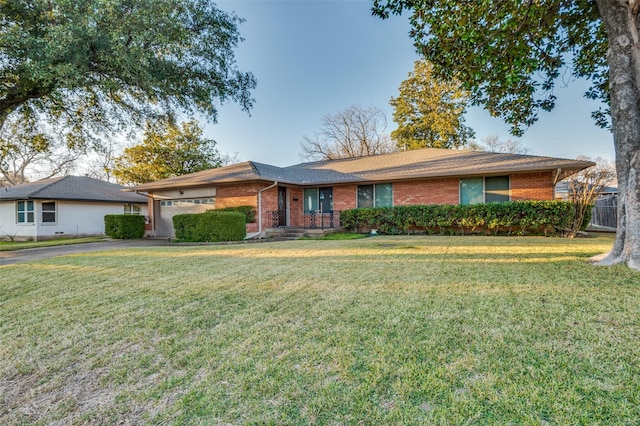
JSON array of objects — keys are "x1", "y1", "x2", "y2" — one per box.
[{"x1": 1, "y1": 234, "x2": 639, "y2": 424}]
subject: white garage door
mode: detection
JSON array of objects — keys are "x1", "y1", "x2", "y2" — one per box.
[{"x1": 155, "y1": 198, "x2": 215, "y2": 237}]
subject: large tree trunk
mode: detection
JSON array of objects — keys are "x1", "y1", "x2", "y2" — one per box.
[{"x1": 593, "y1": 1, "x2": 640, "y2": 270}]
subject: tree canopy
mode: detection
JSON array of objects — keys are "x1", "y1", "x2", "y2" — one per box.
[
  {"x1": 373, "y1": 1, "x2": 640, "y2": 270},
  {"x1": 0, "y1": 0, "x2": 256, "y2": 144},
  {"x1": 373, "y1": 1, "x2": 608, "y2": 136},
  {"x1": 299, "y1": 105, "x2": 396, "y2": 161},
  {"x1": 112, "y1": 119, "x2": 223, "y2": 185},
  {"x1": 390, "y1": 59, "x2": 474, "y2": 150}
]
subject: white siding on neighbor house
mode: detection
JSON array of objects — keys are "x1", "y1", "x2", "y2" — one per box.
[{"x1": 0, "y1": 200, "x2": 148, "y2": 240}]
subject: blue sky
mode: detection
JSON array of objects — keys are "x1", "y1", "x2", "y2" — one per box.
[{"x1": 207, "y1": 0, "x2": 614, "y2": 167}]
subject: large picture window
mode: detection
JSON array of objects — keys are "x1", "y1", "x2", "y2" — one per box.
[
  {"x1": 304, "y1": 187, "x2": 333, "y2": 212},
  {"x1": 16, "y1": 200, "x2": 34, "y2": 224},
  {"x1": 42, "y1": 201, "x2": 56, "y2": 223},
  {"x1": 460, "y1": 176, "x2": 510, "y2": 204},
  {"x1": 357, "y1": 183, "x2": 393, "y2": 208}
]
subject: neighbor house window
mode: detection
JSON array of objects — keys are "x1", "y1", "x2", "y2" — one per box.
[
  {"x1": 124, "y1": 203, "x2": 141, "y2": 214},
  {"x1": 357, "y1": 183, "x2": 393, "y2": 208},
  {"x1": 16, "y1": 200, "x2": 34, "y2": 224},
  {"x1": 42, "y1": 201, "x2": 56, "y2": 223},
  {"x1": 460, "y1": 176, "x2": 510, "y2": 205}
]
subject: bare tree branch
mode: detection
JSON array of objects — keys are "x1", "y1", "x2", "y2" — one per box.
[{"x1": 300, "y1": 105, "x2": 397, "y2": 161}]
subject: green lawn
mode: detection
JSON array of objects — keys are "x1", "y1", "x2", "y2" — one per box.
[{"x1": 1, "y1": 234, "x2": 639, "y2": 425}]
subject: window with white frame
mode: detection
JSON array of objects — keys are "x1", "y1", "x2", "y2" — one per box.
[
  {"x1": 41, "y1": 201, "x2": 56, "y2": 223},
  {"x1": 16, "y1": 200, "x2": 35, "y2": 224},
  {"x1": 460, "y1": 176, "x2": 510, "y2": 205},
  {"x1": 124, "y1": 203, "x2": 141, "y2": 214}
]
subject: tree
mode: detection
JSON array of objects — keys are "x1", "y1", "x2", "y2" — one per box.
[
  {"x1": 300, "y1": 105, "x2": 396, "y2": 161},
  {"x1": 372, "y1": 1, "x2": 640, "y2": 270},
  {"x1": 564, "y1": 157, "x2": 616, "y2": 238},
  {"x1": 390, "y1": 59, "x2": 474, "y2": 150},
  {"x1": 112, "y1": 119, "x2": 223, "y2": 185},
  {"x1": 0, "y1": 0, "x2": 256, "y2": 146},
  {"x1": 469, "y1": 135, "x2": 530, "y2": 155},
  {"x1": 0, "y1": 112, "x2": 79, "y2": 185}
]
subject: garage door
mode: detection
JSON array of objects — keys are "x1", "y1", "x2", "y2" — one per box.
[{"x1": 155, "y1": 198, "x2": 215, "y2": 237}]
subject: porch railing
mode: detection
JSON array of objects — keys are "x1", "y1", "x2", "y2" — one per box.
[
  {"x1": 264, "y1": 210, "x2": 342, "y2": 229},
  {"x1": 304, "y1": 210, "x2": 340, "y2": 229}
]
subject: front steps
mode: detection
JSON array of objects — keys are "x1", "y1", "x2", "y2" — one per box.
[{"x1": 264, "y1": 227, "x2": 343, "y2": 240}]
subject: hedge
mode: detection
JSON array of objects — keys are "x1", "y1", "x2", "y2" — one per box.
[
  {"x1": 213, "y1": 205, "x2": 256, "y2": 223},
  {"x1": 104, "y1": 214, "x2": 146, "y2": 239},
  {"x1": 339, "y1": 201, "x2": 576, "y2": 236},
  {"x1": 173, "y1": 211, "x2": 246, "y2": 242}
]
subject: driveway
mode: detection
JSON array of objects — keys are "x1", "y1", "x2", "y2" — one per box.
[{"x1": 0, "y1": 239, "x2": 171, "y2": 266}]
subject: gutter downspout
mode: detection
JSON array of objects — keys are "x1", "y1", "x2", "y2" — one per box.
[
  {"x1": 258, "y1": 181, "x2": 278, "y2": 237},
  {"x1": 553, "y1": 168, "x2": 563, "y2": 185}
]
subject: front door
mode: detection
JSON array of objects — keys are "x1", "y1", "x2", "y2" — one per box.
[{"x1": 277, "y1": 186, "x2": 287, "y2": 226}]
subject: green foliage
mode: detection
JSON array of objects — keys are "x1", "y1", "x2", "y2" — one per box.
[
  {"x1": 112, "y1": 119, "x2": 223, "y2": 185},
  {"x1": 373, "y1": 1, "x2": 608, "y2": 135},
  {"x1": 104, "y1": 215, "x2": 145, "y2": 239},
  {"x1": 340, "y1": 201, "x2": 576, "y2": 236},
  {"x1": 390, "y1": 59, "x2": 474, "y2": 149},
  {"x1": 214, "y1": 205, "x2": 256, "y2": 223},
  {"x1": 0, "y1": 0, "x2": 256, "y2": 147},
  {"x1": 173, "y1": 211, "x2": 246, "y2": 242}
]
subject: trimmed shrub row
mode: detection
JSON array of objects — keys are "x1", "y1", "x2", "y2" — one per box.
[
  {"x1": 214, "y1": 205, "x2": 256, "y2": 223},
  {"x1": 173, "y1": 211, "x2": 246, "y2": 242},
  {"x1": 104, "y1": 214, "x2": 146, "y2": 239},
  {"x1": 340, "y1": 201, "x2": 576, "y2": 236}
]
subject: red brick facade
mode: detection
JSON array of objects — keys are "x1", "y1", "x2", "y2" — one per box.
[
  {"x1": 393, "y1": 178, "x2": 460, "y2": 205},
  {"x1": 155, "y1": 172, "x2": 556, "y2": 233},
  {"x1": 510, "y1": 172, "x2": 554, "y2": 201}
]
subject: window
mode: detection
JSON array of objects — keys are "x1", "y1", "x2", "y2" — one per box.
[
  {"x1": 124, "y1": 203, "x2": 141, "y2": 214},
  {"x1": 485, "y1": 176, "x2": 510, "y2": 203},
  {"x1": 16, "y1": 201, "x2": 34, "y2": 224},
  {"x1": 304, "y1": 188, "x2": 333, "y2": 212},
  {"x1": 460, "y1": 176, "x2": 510, "y2": 205},
  {"x1": 42, "y1": 202, "x2": 56, "y2": 223},
  {"x1": 159, "y1": 198, "x2": 214, "y2": 207},
  {"x1": 357, "y1": 183, "x2": 393, "y2": 208}
]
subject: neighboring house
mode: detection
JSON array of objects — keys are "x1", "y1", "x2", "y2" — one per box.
[
  {"x1": 127, "y1": 148, "x2": 594, "y2": 238},
  {"x1": 0, "y1": 176, "x2": 148, "y2": 241},
  {"x1": 555, "y1": 181, "x2": 618, "y2": 230}
]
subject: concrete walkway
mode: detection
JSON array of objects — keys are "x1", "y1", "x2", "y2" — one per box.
[{"x1": 0, "y1": 239, "x2": 171, "y2": 266}]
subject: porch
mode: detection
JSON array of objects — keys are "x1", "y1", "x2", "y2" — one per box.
[{"x1": 266, "y1": 210, "x2": 342, "y2": 230}]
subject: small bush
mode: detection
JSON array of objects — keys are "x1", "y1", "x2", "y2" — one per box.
[
  {"x1": 173, "y1": 211, "x2": 246, "y2": 242},
  {"x1": 104, "y1": 215, "x2": 145, "y2": 239},
  {"x1": 214, "y1": 205, "x2": 256, "y2": 223},
  {"x1": 340, "y1": 201, "x2": 576, "y2": 237}
]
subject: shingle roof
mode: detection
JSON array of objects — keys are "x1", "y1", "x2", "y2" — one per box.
[
  {"x1": 128, "y1": 148, "x2": 595, "y2": 191},
  {"x1": 0, "y1": 176, "x2": 148, "y2": 203}
]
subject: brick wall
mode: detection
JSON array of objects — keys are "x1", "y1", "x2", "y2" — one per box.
[
  {"x1": 511, "y1": 172, "x2": 554, "y2": 201},
  {"x1": 289, "y1": 187, "x2": 304, "y2": 227},
  {"x1": 394, "y1": 178, "x2": 460, "y2": 205},
  {"x1": 215, "y1": 183, "x2": 262, "y2": 208},
  {"x1": 333, "y1": 184, "x2": 358, "y2": 211}
]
